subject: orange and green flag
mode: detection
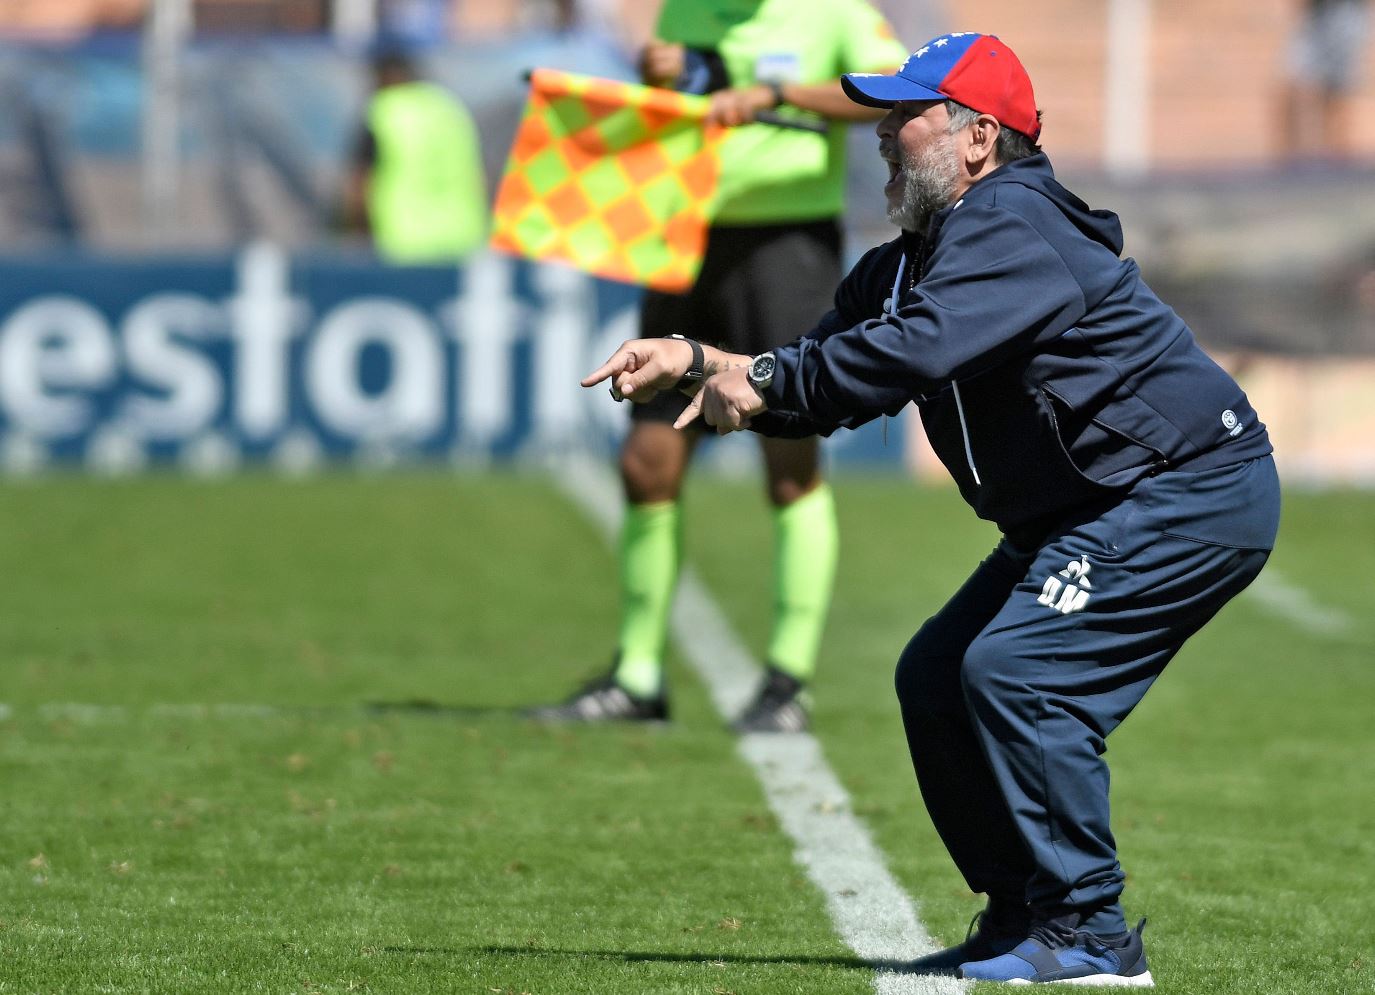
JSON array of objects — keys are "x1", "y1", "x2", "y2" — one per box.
[{"x1": 490, "y1": 69, "x2": 724, "y2": 293}]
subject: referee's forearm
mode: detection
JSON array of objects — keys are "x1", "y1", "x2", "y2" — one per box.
[{"x1": 775, "y1": 77, "x2": 894, "y2": 121}]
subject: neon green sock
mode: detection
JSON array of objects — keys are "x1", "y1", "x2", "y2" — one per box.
[
  {"x1": 613, "y1": 500, "x2": 681, "y2": 699},
  {"x1": 767, "y1": 484, "x2": 838, "y2": 681}
]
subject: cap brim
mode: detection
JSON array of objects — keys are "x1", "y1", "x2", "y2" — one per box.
[{"x1": 841, "y1": 72, "x2": 945, "y2": 108}]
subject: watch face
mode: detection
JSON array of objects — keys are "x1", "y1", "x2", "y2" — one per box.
[{"x1": 751, "y1": 353, "x2": 776, "y2": 384}]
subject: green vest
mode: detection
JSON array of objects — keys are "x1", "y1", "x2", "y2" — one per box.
[{"x1": 367, "y1": 81, "x2": 487, "y2": 262}]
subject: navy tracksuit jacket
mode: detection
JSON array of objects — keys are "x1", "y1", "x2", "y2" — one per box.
[{"x1": 752, "y1": 153, "x2": 1280, "y2": 932}]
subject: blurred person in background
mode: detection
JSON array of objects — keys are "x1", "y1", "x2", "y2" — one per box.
[
  {"x1": 343, "y1": 48, "x2": 487, "y2": 262},
  {"x1": 1280, "y1": 0, "x2": 1371, "y2": 157},
  {"x1": 532, "y1": 0, "x2": 908, "y2": 731}
]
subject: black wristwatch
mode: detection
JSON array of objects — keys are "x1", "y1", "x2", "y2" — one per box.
[
  {"x1": 767, "y1": 80, "x2": 786, "y2": 108},
  {"x1": 667, "y1": 334, "x2": 705, "y2": 391},
  {"x1": 748, "y1": 351, "x2": 776, "y2": 392}
]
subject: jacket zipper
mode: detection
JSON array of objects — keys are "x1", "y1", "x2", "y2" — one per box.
[{"x1": 895, "y1": 246, "x2": 982, "y2": 487}]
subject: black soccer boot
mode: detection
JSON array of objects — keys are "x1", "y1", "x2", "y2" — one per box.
[
  {"x1": 527, "y1": 671, "x2": 667, "y2": 723},
  {"x1": 731, "y1": 666, "x2": 810, "y2": 733}
]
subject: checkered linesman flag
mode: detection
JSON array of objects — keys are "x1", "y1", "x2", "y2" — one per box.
[{"x1": 490, "y1": 69, "x2": 725, "y2": 293}]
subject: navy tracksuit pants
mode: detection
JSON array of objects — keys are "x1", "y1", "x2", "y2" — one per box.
[{"x1": 895, "y1": 456, "x2": 1280, "y2": 936}]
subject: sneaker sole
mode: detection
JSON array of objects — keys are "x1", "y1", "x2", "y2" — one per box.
[{"x1": 1006, "y1": 971, "x2": 1154, "y2": 987}]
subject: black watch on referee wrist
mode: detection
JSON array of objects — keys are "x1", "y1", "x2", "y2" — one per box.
[
  {"x1": 767, "y1": 80, "x2": 786, "y2": 108},
  {"x1": 667, "y1": 334, "x2": 704, "y2": 391}
]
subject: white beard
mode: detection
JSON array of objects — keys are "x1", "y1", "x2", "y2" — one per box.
[{"x1": 888, "y1": 134, "x2": 961, "y2": 232}]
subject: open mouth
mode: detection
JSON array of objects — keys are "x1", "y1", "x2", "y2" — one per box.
[
  {"x1": 879, "y1": 144, "x2": 902, "y2": 189},
  {"x1": 883, "y1": 156, "x2": 903, "y2": 193}
]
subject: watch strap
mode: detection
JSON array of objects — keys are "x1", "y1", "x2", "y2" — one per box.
[{"x1": 667, "y1": 334, "x2": 704, "y2": 390}]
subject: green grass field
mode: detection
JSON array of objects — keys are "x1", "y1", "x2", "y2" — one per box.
[{"x1": 2, "y1": 470, "x2": 1372, "y2": 994}]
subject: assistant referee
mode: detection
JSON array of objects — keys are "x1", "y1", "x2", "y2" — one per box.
[{"x1": 534, "y1": 0, "x2": 907, "y2": 730}]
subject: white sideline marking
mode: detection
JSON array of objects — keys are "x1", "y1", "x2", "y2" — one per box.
[
  {"x1": 1244, "y1": 569, "x2": 1353, "y2": 637},
  {"x1": 22, "y1": 703, "x2": 283, "y2": 723},
  {"x1": 555, "y1": 456, "x2": 961, "y2": 995},
  {"x1": 39, "y1": 703, "x2": 126, "y2": 722}
]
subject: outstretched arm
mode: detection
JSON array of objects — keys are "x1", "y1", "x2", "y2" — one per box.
[
  {"x1": 637, "y1": 38, "x2": 894, "y2": 127},
  {"x1": 704, "y1": 76, "x2": 892, "y2": 127},
  {"x1": 583, "y1": 337, "x2": 864, "y2": 438},
  {"x1": 581, "y1": 338, "x2": 751, "y2": 403}
]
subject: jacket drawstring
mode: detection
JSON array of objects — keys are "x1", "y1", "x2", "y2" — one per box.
[
  {"x1": 950, "y1": 379, "x2": 981, "y2": 485},
  {"x1": 888, "y1": 253, "x2": 907, "y2": 313},
  {"x1": 884, "y1": 255, "x2": 907, "y2": 447},
  {"x1": 893, "y1": 250, "x2": 981, "y2": 486}
]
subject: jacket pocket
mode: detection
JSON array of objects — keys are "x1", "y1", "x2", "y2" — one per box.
[{"x1": 1039, "y1": 384, "x2": 1169, "y2": 487}]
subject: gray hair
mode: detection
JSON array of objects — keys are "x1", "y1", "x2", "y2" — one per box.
[{"x1": 943, "y1": 100, "x2": 1042, "y2": 165}]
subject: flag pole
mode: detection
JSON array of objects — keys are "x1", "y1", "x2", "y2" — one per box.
[
  {"x1": 753, "y1": 110, "x2": 827, "y2": 134},
  {"x1": 518, "y1": 71, "x2": 828, "y2": 134}
]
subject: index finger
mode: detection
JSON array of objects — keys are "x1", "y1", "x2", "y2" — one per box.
[
  {"x1": 672, "y1": 391, "x2": 705, "y2": 430},
  {"x1": 581, "y1": 348, "x2": 635, "y2": 388}
]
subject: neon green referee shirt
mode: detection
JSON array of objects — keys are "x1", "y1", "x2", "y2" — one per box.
[
  {"x1": 655, "y1": 0, "x2": 907, "y2": 225},
  {"x1": 367, "y1": 81, "x2": 487, "y2": 262}
]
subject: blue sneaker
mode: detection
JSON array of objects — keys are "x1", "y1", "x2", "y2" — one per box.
[
  {"x1": 904, "y1": 903, "x2": 1030, "y2": 976},
  {"x1": 958, "y1": 917, "x2": 1153, "y2": 986}
]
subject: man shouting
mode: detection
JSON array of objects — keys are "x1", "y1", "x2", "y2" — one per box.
[{"x1": 583, "y1": 32, "x2": 1278, "y2": 987}]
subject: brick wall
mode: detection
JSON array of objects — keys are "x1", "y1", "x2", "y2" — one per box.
[
  {"x1": 6, "y1": 0, "x2": 1371, "y2": 167},
  {"x1": 951, "y1": 0, "x2": 1375, "y2": 166},
  {"x1": 0, "y1": 0, "x2": 146, "y2": 35}
]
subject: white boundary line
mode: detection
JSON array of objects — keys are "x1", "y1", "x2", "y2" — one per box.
[
  {"x1": 555, "y1": 456, "x2": 963, "y2": 995},
  {"x1": 1243, "y1": 569, "x2": 1354, "y2": 637},
  {"x1": 6, "y1": 703, "x2": 314, "y2": 723}
]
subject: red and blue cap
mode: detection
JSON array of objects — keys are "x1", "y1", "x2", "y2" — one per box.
[{"x1": 842, "y1": 32, "x2": 1041, "y2": 139}]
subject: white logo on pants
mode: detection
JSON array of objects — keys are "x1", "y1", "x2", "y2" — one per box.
[{"x1": 1037, "y1": 555, "x2": 1094, "y2": 615}]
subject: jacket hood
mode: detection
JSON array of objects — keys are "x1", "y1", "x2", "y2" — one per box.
[{"x1": 946, "y1": 154, "x2": 1125, "y2": 257}]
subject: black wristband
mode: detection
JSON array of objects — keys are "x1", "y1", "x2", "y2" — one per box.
[
  {"x1": 767, "y1": 80, "x2": 786, "y2": 108},
  {"x1": 666, "y1": 334, "x2": 704, "y2": 390}
]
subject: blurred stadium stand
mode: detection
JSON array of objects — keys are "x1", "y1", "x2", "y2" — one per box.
[{"x1": 0, "y1": 0, "x2": 1372, "y2": 479}]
